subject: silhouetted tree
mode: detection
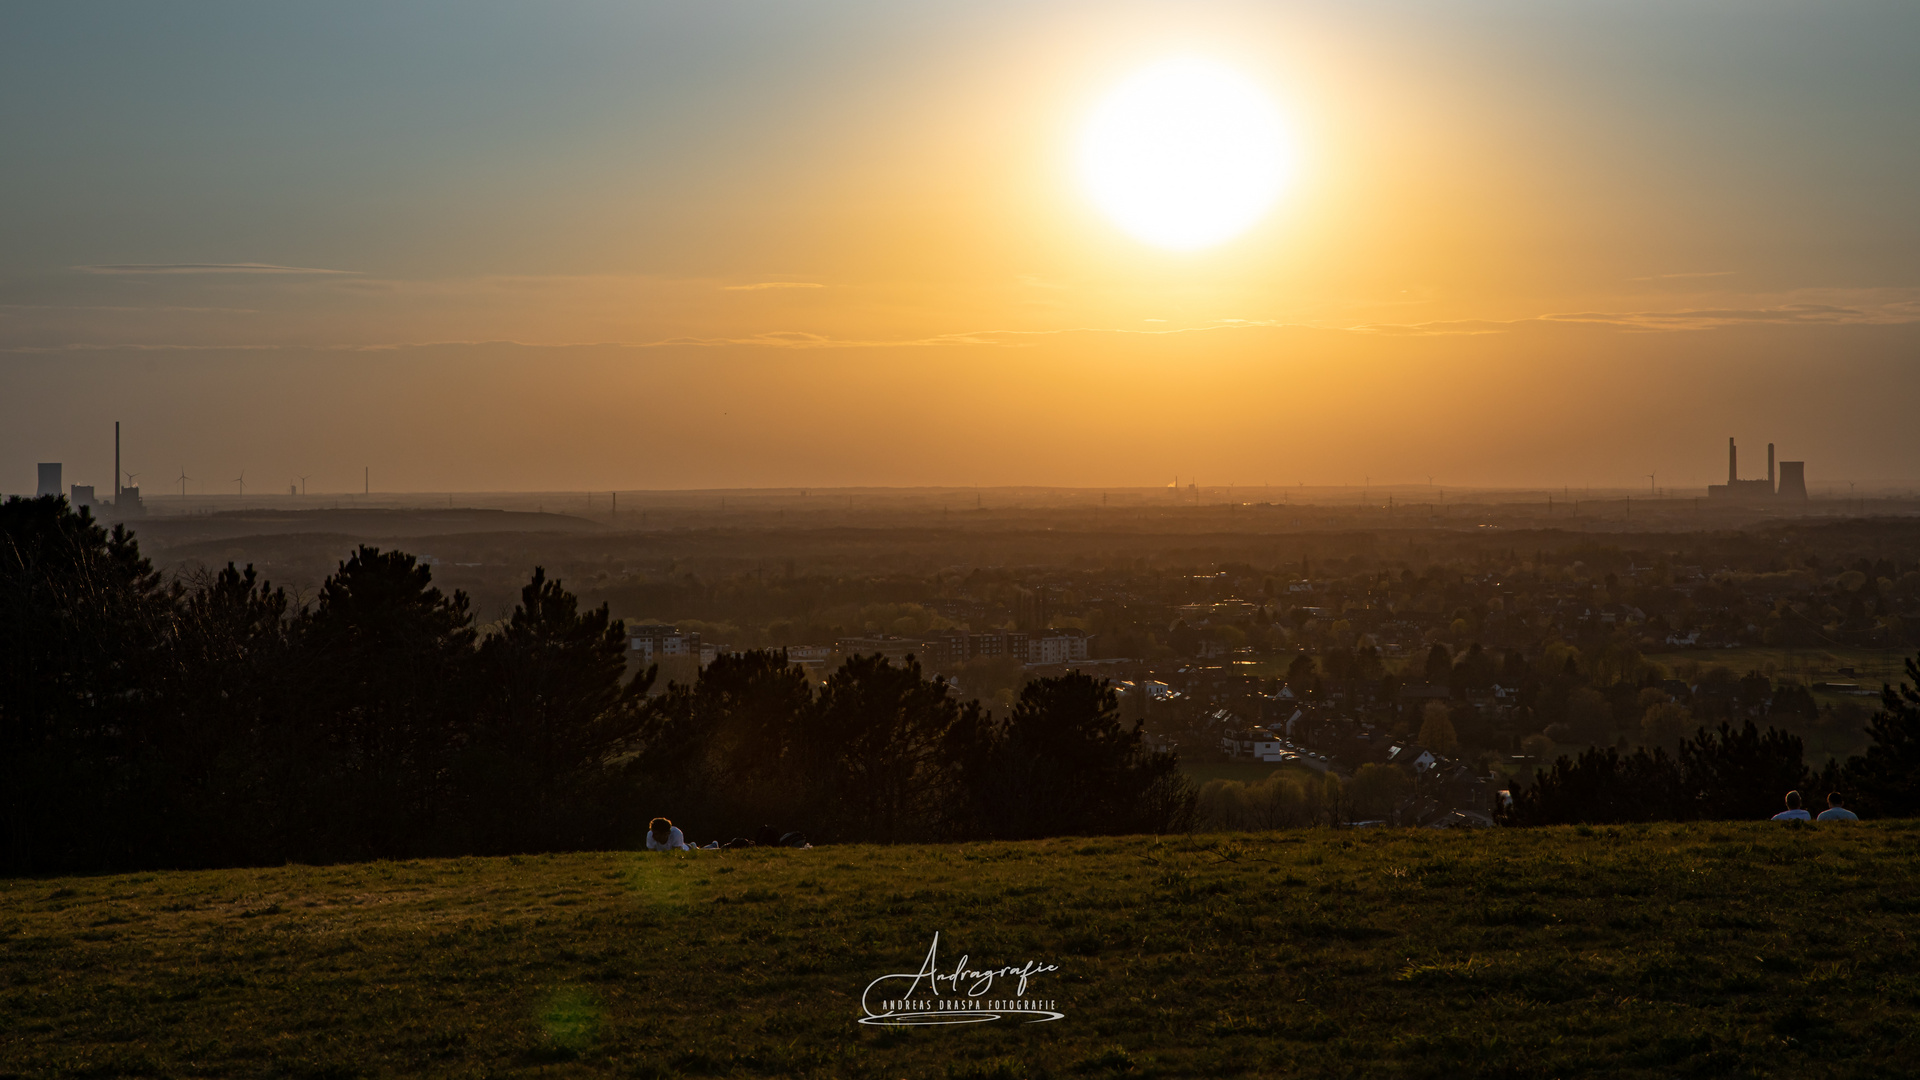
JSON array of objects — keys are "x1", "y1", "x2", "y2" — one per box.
[
  {"x1": 149, "y1": 562, "x2": 292, "y2": 866},
  {"x1": 1509, "y1": 718, "x2": 1814, "y2": 826},
  {"x1": 1449, "y1": 642, "x2": 1496, "y2": 693},
  {"x1": 0, "y1": 496, "x2": 176, "y2": 873},
  {"x1": 1353, "y1": 644, "x2": 1385, "y2": 681},
  {"x1": 802, "y1": 653, "x2": 986, "y2": 842},
  {"x1": 462, "y1": 567, "x2": 653, "y2": 853},
  {"x1": 1843, "y1": 653, "x2": 1920, "y2": 817},
  {"x1": 1285, "y1": 652, "x2": 1315, "y2": 689},
  {"x1": 977, "y1": 672, "x2": 1193, "y2": 839},
  {"x1": 286, "y1": 546, "x2": 477, "y2": 860},
  {"x1": 637, "y1": 649, "x2": 813, "y2": 839},
  {"x1": 1505, "y1": 746, "x2": 1688, "y2": 825},
  {"x1": 1322, "y1": 646, "x2": 1355, "y2": 684},
  {"x1": 1678, "y1": 720, "x2": 1812, "y2": 821}
]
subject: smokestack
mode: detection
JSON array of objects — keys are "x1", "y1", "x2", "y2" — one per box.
[
  {"x1": 1768, "y1": 443, "x2": 1775, "y2": 489},
  {"x1": 115, "y1": 421, "x2": 121, "y2": 499},
  {"x1": 1728, "y1": 437, "x2": 1737, "y2": 483}
]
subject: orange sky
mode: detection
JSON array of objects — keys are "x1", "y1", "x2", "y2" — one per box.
[{"x1": 4, "y1": 2, "x2": 1918, "y2": 493}]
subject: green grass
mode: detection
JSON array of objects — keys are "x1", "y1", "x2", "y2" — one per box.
[
  {"x1": 1181, "y1": 759, "x2": 1325, "y2": 785},
  {"x1": 1645, "y1": 646, "x2": 1906, "y2": 689},
  {"x1": 1644, "y1": 646, "x2": 1907, "y2": 761},
  {"x1": 5, "y1": 825, "x2": 1920, "y2": 1078}
]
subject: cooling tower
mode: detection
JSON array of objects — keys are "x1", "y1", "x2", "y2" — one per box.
[{"x1": 1777, "y1": 461, "x2": 1808, "y2": 501}]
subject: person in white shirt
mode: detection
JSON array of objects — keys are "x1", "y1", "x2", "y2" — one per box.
[
  {"x1": 1816, "y1": 792, "x2": 1860, "y2": 822},
  {"x1": 645, "y1": 816, "x2": 692, "y2": 851},
  {"x1": 1771, "y1": 790, "x2": 1811, "y2": 822}
]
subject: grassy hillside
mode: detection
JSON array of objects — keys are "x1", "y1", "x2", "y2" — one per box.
[{"x1": 4, "y1": 824, "x2": 1919, "y2": 1079}]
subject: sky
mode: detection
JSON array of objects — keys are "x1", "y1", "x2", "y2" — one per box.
[{"x1": 3, "y1": 1, "x2": 1918, "y2": 495}]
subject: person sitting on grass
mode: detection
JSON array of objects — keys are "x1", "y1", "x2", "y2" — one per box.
[
  {"x1": 645, "y1": 817, "x2": 692, "y2": 851},
  {"x1": 1771, "y1": 790, "x2": 1812, "y2": 822},
  {"x1": 1817, "y1": 792, "x2": 1860, "y2": 822}
]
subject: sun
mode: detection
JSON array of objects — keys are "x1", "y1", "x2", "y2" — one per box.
[{"x1": 1078, "y1": 58, "x2": 1293, "y2": 251}]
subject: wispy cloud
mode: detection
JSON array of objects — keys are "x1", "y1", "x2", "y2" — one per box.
[
  {"x1": 721, "y1": 281, "x2": 825, "y2": 291},
  {"x1": 0, "y1": 303, "x2": 255, "y2": 314},
  {"x1": 0, "y1": 320, "x2": 1298, "y2": 354},
  {"x1": 1351, "y1": 295, "x2": 1920, "y2": 335},
  {"x1": 1537, "y1": 303, "x2": 1912, "y2": 330},
  {"x1": 73, "y1": 263, "x2": 355, "y2": 276},
  {"x1": 1344, "y1": 319, "x2": 1514, "y2": 337},
  {"x1": 1626, "y1": 270, "x2": 1738, "y2": 282},
  {"x1": 11, "y1": 298, "x2": 1917, "y2": 355}
]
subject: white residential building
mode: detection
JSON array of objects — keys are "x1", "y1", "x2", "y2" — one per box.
[
  {"x1": 629, "y1": 624, "x2": 701, "y2": 664},
  {"x1": 1027, "y1": 630, "x2": 1089, "y2": 665}
]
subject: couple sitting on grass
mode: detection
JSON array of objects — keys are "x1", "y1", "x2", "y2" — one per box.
[
  {"x1": 644, "y1": 816, "x2": 812, "y2": 852},
  {"x1": 1773, "y1": 790, "x2": 1859, "y2": 822}
]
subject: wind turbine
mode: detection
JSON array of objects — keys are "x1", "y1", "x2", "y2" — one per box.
[
  {"x1": 124, "y1": 470, "x2": 141, "y2": 491},
  {"x1": 297, "y1": 475, "x2": 309, "y2": 496},
  {"x1": 234, "y1": 470, "x2": 245, "y2": 497},
  {"x1": 176, "y1": 468, "x2": 190, "y2": 499},
  {"x1": 1646, "y1": 473, "x2": 1656, "y2": 497}
]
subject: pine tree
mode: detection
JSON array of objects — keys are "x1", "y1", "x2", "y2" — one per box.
[
  {"x1": 1843, "y1": 653, "x2": 1920, "y2": 817},
  {"x1": 465, "y1": 567, "x2": 653, "y2": 852},
  {"x1": 981, "y1": 672, "x2": 1193, "y2": 839},
  {"x1": 288, "y1": 546, "x2": 477, "y2": 859},
  {"x1": 0, "y1": 496, "x2": 176, "y2": 872}
]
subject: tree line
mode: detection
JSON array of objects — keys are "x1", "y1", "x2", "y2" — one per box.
[
  {"x1": 0, "y1": 496, "x2": 1192, "y2": 875},
  {"x1": 1506, "y1": 673, "x2": 1920, "y2": 825}
]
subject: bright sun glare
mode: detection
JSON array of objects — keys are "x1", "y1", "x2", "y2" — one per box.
[{"x1": 1079, "y1": 58, "x2": 1292, "y2": 251}]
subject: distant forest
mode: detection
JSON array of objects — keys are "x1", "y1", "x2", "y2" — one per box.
[{"x1": 0, "y1": 496, "x2": 1189, "y2": 874}]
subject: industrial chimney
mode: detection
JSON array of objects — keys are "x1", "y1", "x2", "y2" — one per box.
[
  {"x1": 1767, "y1": 443, "x2": 1775, "y2": 491},
  {"x1": 1728, "y1": 437, "x2": 1737, "y2": 483}
]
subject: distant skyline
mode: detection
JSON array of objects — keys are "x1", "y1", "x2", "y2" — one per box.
[{"x1": 4, "y1": 1, "x2": 1918, "y2": 492}]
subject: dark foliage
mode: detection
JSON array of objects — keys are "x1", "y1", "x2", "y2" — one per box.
[
  {"x1": 637, "y1": 649, "x2": 818, "y2": 837},
  {"x1": 1513, "y1": 653, "x2": 1920, "y2": 827},
  {"x1": 974, "y1": 672, "x2": 1194, "y2": 838},
  {"x1": 1, "y1": 497, "x2": 1194, "y2": 873},
  {"x1": 1504, "y1": 747, "x2": 1688, "y2": 825},
  {"x1": 1678, "y1": 720, "x2": 1813, "y2": 821},
  {"x1": 0, "y1": 498, "x2": 654, "y2": 872},
  {"x1": 803, "y1": 653, "x2": 989, "y2": 842},
  {"x1": 286, "y1": 545, "x2": 480, "y2": 861},
  {"x1": 1509, "y1": 719, "x2": 1814, "y2": 825},
  {"x1": 635, "y1": 652, "x2": 1192, "y2": 845},
  {"x1": 150, "y1": 562, "x2": 293, "y2": 866},
  {"x1": 460, "y1": 566, "x2": 656, "y2": 854},
  {"x1": 1843, "y1": 654, "x2": 1920, "y2": 817},
  {"x1": 0, "y1": 497, "x2": 176, "y2": 871}
]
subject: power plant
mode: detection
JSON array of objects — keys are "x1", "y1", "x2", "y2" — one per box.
[
  {"x1": 22, "y1": 423, "x2": 143, "y2": 515},
  {"x1": 1707, "y1": 437, "x2": 1807, "y2": 502}
]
